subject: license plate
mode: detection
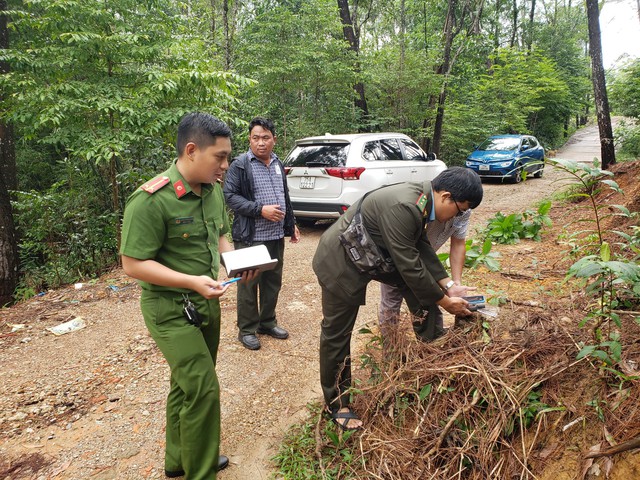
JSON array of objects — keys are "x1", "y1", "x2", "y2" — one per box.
[
  {"x1": 299, "y1": 176, "x2": 316, "y2": 189},
  {"x1": 479, "y1": 164, "x2": 490, "y2": 171}
]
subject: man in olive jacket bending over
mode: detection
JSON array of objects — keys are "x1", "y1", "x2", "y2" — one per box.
[{"x1": 312, "y1": 167, "x2": 483, "y2": 431}]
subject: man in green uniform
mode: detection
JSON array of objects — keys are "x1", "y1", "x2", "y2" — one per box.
[
  {"x1": 312, "y1": 167, "x2": 483, "y2": 431},
  {"x1": 121, "y1": 113, "x2": 247, "y2": 479}
]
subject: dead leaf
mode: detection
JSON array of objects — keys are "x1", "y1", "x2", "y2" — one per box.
[
  {"x1": 537, "y1": 441, "x2": 559, "y2": 459},
  {"x1": 49, "y1": 460, "x2": 72, "y2": 478},
  {"x1": 580, "y1": 444, "x2": 600, "y2": 480},
  {"x1": 603, "y1": 426, "x2": 616, "y2": 447},
  {"x1": 588, "y1": 463, "x2": 601, "y2": 476},
  {"x1": 21, "y1": 442, "x2": 44, "y2": 449},
  {"x1": 603, "y1": 456, "x2": 614, "y2": 478},
  {"x1": 618, "y1": 359, "x2": 639, "y2": 376}
]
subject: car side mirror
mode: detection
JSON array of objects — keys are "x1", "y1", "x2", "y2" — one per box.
[
  {"x1": 472, "y1": 144, "x2": 478, "y2": 150},
  {"x1": 426, "y1": 152, "x2": 436, "y2": 160}
]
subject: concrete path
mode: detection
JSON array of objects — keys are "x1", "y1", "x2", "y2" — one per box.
[{"x1": 555, "y1": 117, "x2": 621, "y2": 164}]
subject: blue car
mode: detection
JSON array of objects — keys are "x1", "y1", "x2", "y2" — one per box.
[{"x1": 465, "y1": 134, "x2": 545, "y2": 183}]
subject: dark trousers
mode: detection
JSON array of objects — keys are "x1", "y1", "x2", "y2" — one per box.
[
  {"x1": 234, "y1": 238, "x2": 285, "y2": 335},
  {"x1": 319, "y1": 282, "x2": 443, "y2": 412},
  {"x1": 379, "y1": 283, "x2": 444, "y2": 335}
]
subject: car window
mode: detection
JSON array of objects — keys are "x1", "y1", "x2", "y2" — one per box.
[
  {"x1": 478, "y1": 137, "x2": 520, "y2": 151},
  {"x1": 379, "y1": 139, "x2": 403, "y2": 160},
  {"x1": 399, "y1": 139, "x2": 425, "y2": 160},
  {"x1": 284, "y1": 143, "x2": 349, "y2": 167},
  {"x1": 363, "y1": 141, "x2": 381, "y2": 161},
  {"x1": 528, "y1": 137, "x2": 539, "y2": 148}
]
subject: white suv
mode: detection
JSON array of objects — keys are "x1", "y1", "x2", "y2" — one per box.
[{"x1": 283, "y1": 132, "x2": 447, "y2": 223}]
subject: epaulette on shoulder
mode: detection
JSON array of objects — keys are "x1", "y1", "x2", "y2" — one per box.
[
  {"x1": 141, "y1": 176, "x2": 170, "y2": 194},
  {"x1": 416, "y1": 193, "x2": 428, "y2": 214}
]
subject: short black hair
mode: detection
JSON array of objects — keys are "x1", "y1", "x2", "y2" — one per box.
[
  {"x1": 249, "y1": 117, "x2": 276, "y2": 137},
  {"x1": 176, "y1": 112, "x2": 232, "y2": 156},
  {"x1": 432, "y1": 167, "x2": 483, "y2": 209}
]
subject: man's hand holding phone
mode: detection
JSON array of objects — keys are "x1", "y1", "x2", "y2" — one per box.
[{"x1": 462, "y1": 295, "x2": 486, "y2": 311}]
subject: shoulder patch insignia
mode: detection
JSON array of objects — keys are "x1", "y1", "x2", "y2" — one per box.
[
  {"x1": 416, "y1": 193, "x2": 428, "y2": 213},
  {"x1": 141, "y1": 176, "x2": 170, "y2": 194},
  {"x1": 173, "y1": 180, "x2": 187, "y2": 198}
]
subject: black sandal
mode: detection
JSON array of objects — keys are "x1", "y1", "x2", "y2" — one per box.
[{"x1": 326, "y1": 407, "x2": 363, "y2": 431}]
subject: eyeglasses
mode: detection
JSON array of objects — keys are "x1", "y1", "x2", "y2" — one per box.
[{"x1": 453, "y1": 200, "x2": 465, "y2": 217}]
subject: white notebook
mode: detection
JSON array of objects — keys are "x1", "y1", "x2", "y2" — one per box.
[{"x1": 221, "y1": 244, "x2": 278, "y2": 277}]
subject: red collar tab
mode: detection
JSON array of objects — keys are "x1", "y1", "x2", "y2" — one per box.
[{"x1": 173, "y1": 180, "x2": 188, "y2": 198}]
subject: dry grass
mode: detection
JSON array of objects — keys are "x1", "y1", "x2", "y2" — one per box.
[{"x1": 344, "y1": 310, "x2": 640, "y2": 480}]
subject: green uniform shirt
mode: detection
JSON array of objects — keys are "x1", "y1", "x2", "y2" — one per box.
[{"x1": 120, "y1": 161, "x2": 229, "y2": 293}]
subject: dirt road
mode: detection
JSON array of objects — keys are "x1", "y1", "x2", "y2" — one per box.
[{"x1": 0, "y1": 128, "x2": 601, "y2": 479}]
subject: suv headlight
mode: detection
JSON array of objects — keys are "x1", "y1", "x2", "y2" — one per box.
[{"x1": 497, "y1": 160, "x2": 513, "y2": 167}]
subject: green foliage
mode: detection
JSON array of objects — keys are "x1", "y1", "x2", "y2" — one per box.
[
  {"x1": 535, "y1": 6, "x2": 591, "y2": 144},
  {"x1": 3, "y1": 0, "x2": 253, "y2": 173},
  {"x1": 503, "y1": 390, "x2": 553, "y2": 436},
  {"x1": 2, "y1": 0, "x2": 252, "y2": 295},
  {"x1": 2, "y1": 0, "x2": 599, "y2": 297},
  {"x1": 443, "y1": 48, "x2": 573, "y2": 161},
  {"x1": 568, "y1": 249, "x2": 640, "y2": 299},
  {"x1": 613, "y1": 119, "x2": 640, "y2": 160},
  {"x1": 485, "y1": 213, "x2": 525, "y2": 244},
  {"x1": 609, "y1": 59, "x2": 640, "y2": 119},
  {"x1": 463, "y1": 238, "x2": 501, "y2": 271},
  {"x1": 553, "y1": 158, "x2": 640, "y2": 384},
  {"x1": 233, "y1": 0, "x2": 357, "y2": 154},
  {"x1": 272, "y1": 403, "x2": 358, "y2": 479},
  {"x1": 483, "y1": 201, "x2": 553, "y2": 245},
  {"x1": 522, "y1": 201, "x2": 553, "y2": 241},
  {"x1": 11, "y1": 181, "x2": 118, "y2": 297},
  {"x1": 577, "y1": 331, "x2": 622, "y2": 367}
]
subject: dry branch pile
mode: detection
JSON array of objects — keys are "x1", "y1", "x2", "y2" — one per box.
[{"x1": 345, "y1": 313, "x2": 637, "y2": 480}]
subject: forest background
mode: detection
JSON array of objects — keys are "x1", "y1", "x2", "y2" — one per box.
[{"x1": 1, "y1": 0, "x2": 639, "y2": 303}]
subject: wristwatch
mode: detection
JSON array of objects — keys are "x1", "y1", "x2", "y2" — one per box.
[{"x1": 444, "y1": 280, "x2": 455, "y2": 291}]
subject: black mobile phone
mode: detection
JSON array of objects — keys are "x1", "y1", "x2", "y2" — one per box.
[
  {"x1": 463, "y1": 295, "x2": 486, "y2": 311},
  {"x1": 463, "y1": 295, "x2": 486, "y2": 304}
]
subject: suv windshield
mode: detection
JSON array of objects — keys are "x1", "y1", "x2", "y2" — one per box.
[
  {"x1": 478, "y1": 137, "x2": 520, "y2": 151},
  {"x1": 284, "y1": 143, "x2": 349, "y2": 167}
]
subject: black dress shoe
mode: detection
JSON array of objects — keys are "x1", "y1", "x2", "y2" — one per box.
[
  {"x1": 256, "y1": 325, "x2": 289, "y2": 339},
  {"x1": 165, "y1": 455, "x2": 229, "y2": 477},
  {"x1": 165, "y1": 469, "x2": 184, "y2": 478},
  {"x1": 217, "y1": 454, "x2": 229, "y2": 471},
  {"x1": 238, "y1": 332, "x2": 261, "y2": 350}
]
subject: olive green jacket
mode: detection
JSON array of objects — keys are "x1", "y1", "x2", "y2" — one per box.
[{"x1": 312, "y1": 181, "x2": 448, "y2": 306}]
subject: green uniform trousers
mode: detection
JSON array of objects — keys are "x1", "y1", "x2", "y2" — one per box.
[
  {"x1": 234, "y1": 238, "x2": 285, "y2": 335},
  {"x1": 319, "y1": 282, "x2": 442, "y2": 412},
  {"x1": 141, "y1": 290, "x2": 221, "y2": 480}
]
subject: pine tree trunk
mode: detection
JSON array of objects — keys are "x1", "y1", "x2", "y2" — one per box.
[
  {"x1": 431, "y1": 0, "x2": 456, "y2": 156},
  {"x1": 585, "y1": 0, "x2": 616, "y2": 168},
  {"x1": 336, "y1": 0, "x2": 370, "y2": 129},
  {"x1": 0, "y1": 0, "x2": 18, "y2": 305}
]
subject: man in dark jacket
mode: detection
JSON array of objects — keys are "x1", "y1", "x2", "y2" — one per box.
[
  {"x1": 312, "y1": 167, "x2": 483, "y2": 430},
  {"x1": 223, "y1": 117, "x2": 300, "y2": 350}
]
